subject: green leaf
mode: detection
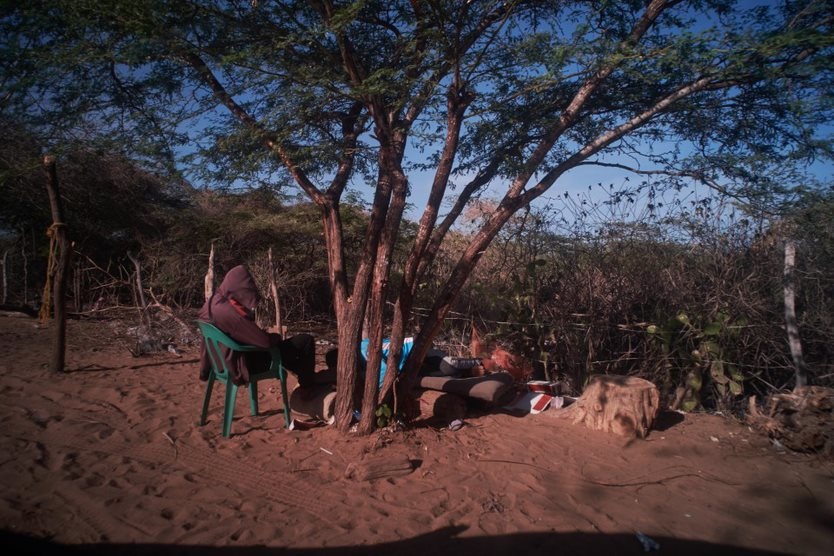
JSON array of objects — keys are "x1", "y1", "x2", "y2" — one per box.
[
  {"x1": 681, "y1": 398, "x2": 699, "y2": 412},
  {"x1": 710, "y1": 361, "x2": 728, "y2": 383},
  {"x1": 729, "y1": 380, "x2": 743, "y2": 396},
  {"x1": 704, "y1": 322, "x2": 722, "y2": 336},
  {"x1": 686, "y1": 370, "x2": 702, "y2": 391},
  {"x1": 703, "y1": 340, "x2": 721, "y2": 356}
]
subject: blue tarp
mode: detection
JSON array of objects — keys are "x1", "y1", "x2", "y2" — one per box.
[{"x1": 359, "y1": 337, "x2": 414, "y2": 387}]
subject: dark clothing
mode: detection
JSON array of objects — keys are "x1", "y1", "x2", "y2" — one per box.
[{"x1": 198, "y1": 265, "x2": 315, "y2": 387}]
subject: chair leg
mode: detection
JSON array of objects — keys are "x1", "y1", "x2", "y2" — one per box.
[
  {"x1": 248, "y1": 380, "x2": 259, "y2": 416},
  {"x1": 279, "y1": 371, "x2": 291, "y2": 428},
  {"x1": 200, "y1": 375, "x2": 216, "y2": 426},
  {"x1": 223, "y1": 382, "x2": 238, "y2": 438}
]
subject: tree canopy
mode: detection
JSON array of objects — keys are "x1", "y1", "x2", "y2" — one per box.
[{"x1": 2, "y1": 0, "x2": 832, "y2": 431}]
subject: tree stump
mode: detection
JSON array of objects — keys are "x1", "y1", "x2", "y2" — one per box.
[{"x1": 560, "y1": 375, "x2": 660, "y2": 438}]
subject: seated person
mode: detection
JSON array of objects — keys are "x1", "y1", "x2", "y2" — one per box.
[{"x1": 198, "y1": 264, "x2": 315, "y2": 392}]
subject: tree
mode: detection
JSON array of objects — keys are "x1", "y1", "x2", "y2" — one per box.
[{"x1": 2, "y1": 0, "x2": 832, "y2": 432}]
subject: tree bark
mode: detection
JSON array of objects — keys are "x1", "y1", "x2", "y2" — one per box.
[
  {"x1": 267, "y1": 247, "x2": 283, "y2": 335},
  {"x1": 42, "y1": 155, "x2": 72, "y2": 373},
  {"x1": 1, "y1": 249, "x2": 7, "y2": 305},
  {"x1": 784, "y1": 239, "x2": 808, "y2": 389},
  {"x1": 333, "y1": 162, "x2": 394, "y2": 431},
  {"x1": 558, "y1": 375, "x2": 660, "y2": 438},
  {"x1": 357, "y1": 157, "x2": 409, "y2": 434},
  {"x1": 204, "y1": 241, "x2": 215, "y2": 302},
  {"x1": 126, "y1": 251, "x2": 151, "y2": 331},
  {"x1": 73, "y1": 262, "x2": 82, "y2": 312},
  {"x1": 380, "y1": 82, "x2": 474, "y2": 405},
  {"x1": 21, "y1": 230, "x2": 29, "y2": 305},
  {"x1": 344, "y1": 456, "x2": 414, "y2": 481}
]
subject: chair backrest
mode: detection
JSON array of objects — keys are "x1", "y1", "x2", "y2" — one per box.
[{"x1": 196, "y1": 320, "x2": 245, "y2": 381}]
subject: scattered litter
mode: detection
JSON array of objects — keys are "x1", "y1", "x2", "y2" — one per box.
[
  {"x1": 771, "y1": 438, "x2": 786, "y2": 451},
  {"x1": 288, "y1": 419, "x2": 296, "y2": 431},
  {"x1": 503, "y1": 392, "x2": 558, "y2": 415},
  {"x1": 526, "y1": 380, "x2": 563, "y2": 396},
  {"x1": 710, "y1": 436, "x2": 719, "y2": 442},
  {"x1": 449, "y1": 419, "x2": 464, "y2": 431},
  {"x1": 635, "y1": 531, "x2": 660, "y2": 552},
  {"x1": 162, "y1": 432, "x2": 178, "y2": 457},
  {"x1": 320, "y1": 447, "x2": 334, "y2": 455},
  {"x1": 684, "y1": 513, "x2": 692, "y2": 518}
]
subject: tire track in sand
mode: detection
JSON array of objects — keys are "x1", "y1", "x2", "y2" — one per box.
[{"x1": 2, "y1": 423, "x2": 349, "y2": 533}]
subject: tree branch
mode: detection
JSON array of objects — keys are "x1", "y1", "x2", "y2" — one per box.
[{"x1": 179, "y1": 50, "x2": 326, "y2": 204}]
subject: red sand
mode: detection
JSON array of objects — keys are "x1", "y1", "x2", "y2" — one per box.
[{"x1": 1, "y1": 313, "x2": 832, "y2": 555}]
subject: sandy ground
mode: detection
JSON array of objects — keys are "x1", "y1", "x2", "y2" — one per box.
[{"x1": 1, "y1": 313, "x2": 833, "y2": 556}]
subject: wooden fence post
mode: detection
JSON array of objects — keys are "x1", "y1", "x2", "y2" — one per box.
[{"x1": 42, "y1": 154, "x2": 72, "y2": 373}]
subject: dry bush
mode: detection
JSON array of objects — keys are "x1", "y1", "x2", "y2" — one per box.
[{"x1": 429, "y1": 192, "x2": 833, "y2": 409}]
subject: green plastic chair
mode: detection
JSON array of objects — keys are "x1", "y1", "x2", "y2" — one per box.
[{"x1": 196, "y1": 320, "x2": 292, "y2": 437}]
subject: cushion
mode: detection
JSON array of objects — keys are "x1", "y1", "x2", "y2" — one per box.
[{"x1": 418, "y1": 372, "x2": 515, "y2": 405}]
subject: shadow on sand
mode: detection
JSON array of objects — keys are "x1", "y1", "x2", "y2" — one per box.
[{"x1": 3, "y1": 526, "x2": 786, "y2": 556}]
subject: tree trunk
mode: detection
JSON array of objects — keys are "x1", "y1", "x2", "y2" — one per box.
[
  {"x1": 267, "y1": 247, "x2": 283, "y2": 335},
  {"x1": 558, "y1": 375, "x2": 660, "y2": 438},
  {"x1": 22, "y1": 230, "x2": 29, "y2": 305},
  {"x1": 126, "y1": 251, "x2": 151, "y2": 331},
  {"x1": 358, "y1": 153, "x2": 409, "y2": 434},
  {"x1": 333, "y1": 167, "x2": 394, "y2": 431},
  {"x1": 42, "y1": 155, "x2": 72, "y2": 373},
  {"x1": 379, "y1": 85, "x2": 475, "y2": 407},
  {"x1": 784, "y1": 239, "x2": 808, "y2": 389},
  {"x1": 204, "y1": 241, "x2": 215, "y2": 302},
  {"x1": 73, "y1": 262, "x2": 82, "y2": 312},
  {"x1": 1, "y1": 249, "x2": 7, "y2": 305}
]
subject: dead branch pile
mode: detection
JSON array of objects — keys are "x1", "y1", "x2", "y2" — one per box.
[{"x1": 748, "y1": 386, "x2": 834, "y2": 457}]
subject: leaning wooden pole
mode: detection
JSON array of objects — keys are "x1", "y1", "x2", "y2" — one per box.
[{"x1": 42, "y1": 154, "x2": 72, "y2": 373}]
